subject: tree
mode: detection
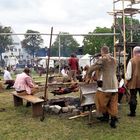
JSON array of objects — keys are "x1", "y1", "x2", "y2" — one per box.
[
  {"x1": 115, "y1": 17, "x2": 140, "y2": 43},
  {"x1": 0, "y1": 26, "x2": 13, "y2": 60},
  {"x1": 21, "y1": 30, "x2": 44, "y2": 58},
  {"x1": 51, "y1": 32, "x2": 80, "y2": 57},
  {"x1": 114, "y1": 17, "x2": 140, "y2": 57},
  {"x1": 83, "y1": 27, "x2": 113, "y2": 55}
]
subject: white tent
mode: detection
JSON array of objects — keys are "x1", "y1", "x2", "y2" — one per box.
[
  {"x1": 79, "y1": 54, "x2": 92, "y2": 68},
  {"x1": 38, "y1": 56, "x2": 69, "y2": 68}
]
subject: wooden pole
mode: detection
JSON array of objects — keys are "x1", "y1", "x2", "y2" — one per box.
[
  {"x1": 44, "y1": 27, "x2": 53, "y2": 101},
  {"x1": 130, "y1": 12, "x2": 133, "y2": 58},
  {"x1": 122, "y1": 0, "x2": 126, "y2": 78},
  {"x1": 0, "y1": 32, "x2": 119, "y2": 36},
  {"x1": 113, "y1": 0, "x2": 117, "y2": 59},
  {"x1": 58, "y1": 34, "x2": 61, "y2": 74}
]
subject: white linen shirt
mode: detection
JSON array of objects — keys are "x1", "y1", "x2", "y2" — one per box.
[
  {"x1": 3, "y1": 70, "x2": 12, "y2": 81},
  {"x1": 125, "y1": 61, "x2": 132, "y2": 80}
]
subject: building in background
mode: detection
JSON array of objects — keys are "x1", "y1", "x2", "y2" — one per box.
[{"x1": 2, "y1": 32, "x2": 29, "y2": 67}]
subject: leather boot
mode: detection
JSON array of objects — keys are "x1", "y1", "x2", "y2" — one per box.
[
  {"x1": 97, "y1": 113, "x2": 109, "y2": 122},
  {"x1": 110, "y1": 116, "x2": 117, "y2": 128},
  {"x1": 128, "y1": 104, "x2": 136, "y2": 117}
]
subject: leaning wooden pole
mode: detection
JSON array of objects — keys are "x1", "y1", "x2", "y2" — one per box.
[
  {"x1": 44, "y1": 27, "x2": 53, "y2": 101},
  {"x1": 40, "y1": 27, "x2": 53, "y2": 122}
]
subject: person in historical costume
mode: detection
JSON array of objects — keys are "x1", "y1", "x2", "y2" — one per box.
[
  {"x1": 14, "y1": 67, "x2": 39, "y2": 95},
  {"x1": 3, "y1": 67, "x2": 14, "y2": 89},
  {"x1": 126, "y1": 46, "x2": 140, "y2": 117},
  {"x1": 86, "y1": 46, "x2": 118, "y2": 128},
  {"x1": 68, "y1": 53, "x2": 79, "y2": 82},
  {"x1": 61, "y1": 65, "x2": 70, "y2": 82},
  {"x1": 13, "y1": 67, "x2": 39, "y2": 107}
]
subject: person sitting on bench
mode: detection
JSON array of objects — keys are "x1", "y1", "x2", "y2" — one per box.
[
  {"x1": 13, "y1": 67, "x2": 39, "y2": 107},
  {"x1": 3, "y1": 67, "x2": 14, "y2": 89},
  {"x1": 13, "y1": 67, "x2": 39, "y2": 95}
]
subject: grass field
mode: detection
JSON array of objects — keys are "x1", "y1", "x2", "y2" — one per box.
[
  {"x1": 1, "y1": 89, "x2": 140, "y2": 140},
  {"x1": 1, "y1": 72, "x2": 140, "y2": 140}
]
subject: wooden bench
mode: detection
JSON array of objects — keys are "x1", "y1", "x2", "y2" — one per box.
[
  {"x1": 0, "y1": 81, "x2": 4, "y2": 92},
  {"x1": 11, "y1": 91, "x2": 44, "y2": 117}
]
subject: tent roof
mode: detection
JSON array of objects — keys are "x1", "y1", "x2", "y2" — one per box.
[
  {"x1": 80, "y1": 54, "x2": 91, "y2": 59},
  {"x1": 38, "y1": 56, "x2": 69, "y2": 60}
]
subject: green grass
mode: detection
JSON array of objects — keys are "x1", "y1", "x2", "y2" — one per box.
[
  {"x1": 1, "y1": 73, "x2": 140, "y2": 140},
  {"x1": 1, "y1": 90, "x2": 140, "y2": 140}
]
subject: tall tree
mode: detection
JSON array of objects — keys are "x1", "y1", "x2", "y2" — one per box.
[
  {"x1": 83, "y1": 27, "x2": 113, "y2": 55},
  {"x1": 114, "y1": 17, "x2": 140, "y2": 58},
  {"x1": 51, "y1": 32, "x2": 80, "y2": 57},
  {"x1": 21, "y1": 30, "x2": 43, "y2": 58},
  {"x1": 115, "y1": 17, "x2": 140, "y2": 43},
  {"x1": 0, "y1": 26, "x2": 13, "y2": 60}
]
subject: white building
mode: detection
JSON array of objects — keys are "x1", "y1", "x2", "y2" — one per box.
[{"x1": 2, "y1": 32, "x2": 29, "y2": 66}]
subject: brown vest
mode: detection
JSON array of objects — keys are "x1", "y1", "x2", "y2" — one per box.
[{"x1": 127, "y1": 57, "x2": 140, "y2": 89}]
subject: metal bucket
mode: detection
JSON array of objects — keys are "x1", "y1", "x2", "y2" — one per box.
[{"x1": 80, "y1": 83, "x2": 97, "y2": 106}]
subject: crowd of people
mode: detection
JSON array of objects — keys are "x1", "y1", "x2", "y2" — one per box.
[
  {"x1": 52, "y1": 45, "x2": 140, "y2": 129},
  {"x1": 85, "y1": 45, "x2": 140, "y2": 129},
  {"x1": 0, "y1": 45, "x2": 140, "y2": 129}
]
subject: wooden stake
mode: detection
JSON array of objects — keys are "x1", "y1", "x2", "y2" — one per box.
[{"x1": 44, "y1": 27, "x2": 53, "y2": 101}]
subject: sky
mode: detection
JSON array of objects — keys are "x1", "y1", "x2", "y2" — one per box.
[{"x1": 0, "y1": 0, "x2": 140, "y2": 46}]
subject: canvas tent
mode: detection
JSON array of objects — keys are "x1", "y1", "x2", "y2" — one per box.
[
  {"x1": 38, "y1": 56, "x2": 69, "y2": 68},
  {"x1": 79, "y1": 54, "x2": 92, "y2": 68}
]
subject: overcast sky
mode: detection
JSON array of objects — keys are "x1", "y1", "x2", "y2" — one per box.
[{"x1": 0, "y1": 0, "x2": 140, "y2": 46}]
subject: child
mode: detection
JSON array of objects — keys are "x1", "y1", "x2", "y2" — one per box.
[
  {"x1": 61, "y1": 66, "x2": 70, "y2": 82},
  {"x1": 81, "y1": 65, "x2": 89, "y2": 82},
  {"x1": 118, "y1": 74, "x2": 126, "y2": 105}
]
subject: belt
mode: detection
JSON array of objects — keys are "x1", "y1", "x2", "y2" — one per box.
[{"x1": 16, "y1": 90, "x2": 26, "y2": 93}]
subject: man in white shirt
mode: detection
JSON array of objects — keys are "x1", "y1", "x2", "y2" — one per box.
[
  {"x1": 126, "y1": 46, "x2": 140, "y2": 117},
  {"x1": 61, "y1": 66, "x2": 70, "y2": 82},
  {"x1": 3, "y1": 67, "x2": 14, "y2": 89}
]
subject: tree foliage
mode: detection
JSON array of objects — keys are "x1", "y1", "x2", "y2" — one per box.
[
  {"x1": 0, "y1": 26, "x2": 13, "y2": 58},
  {"x1": 115, "y1": 17, "x2": 140, "y2": 43},
  {"x1": 51, "y1": 32, "x2": 80, "y2": 57},
  {"x1": 83, "y1": 27, "x2": 113, "y2": 55},
  {"x1": 21, "y1": 30, "x2": 43, "y2": 58}
]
